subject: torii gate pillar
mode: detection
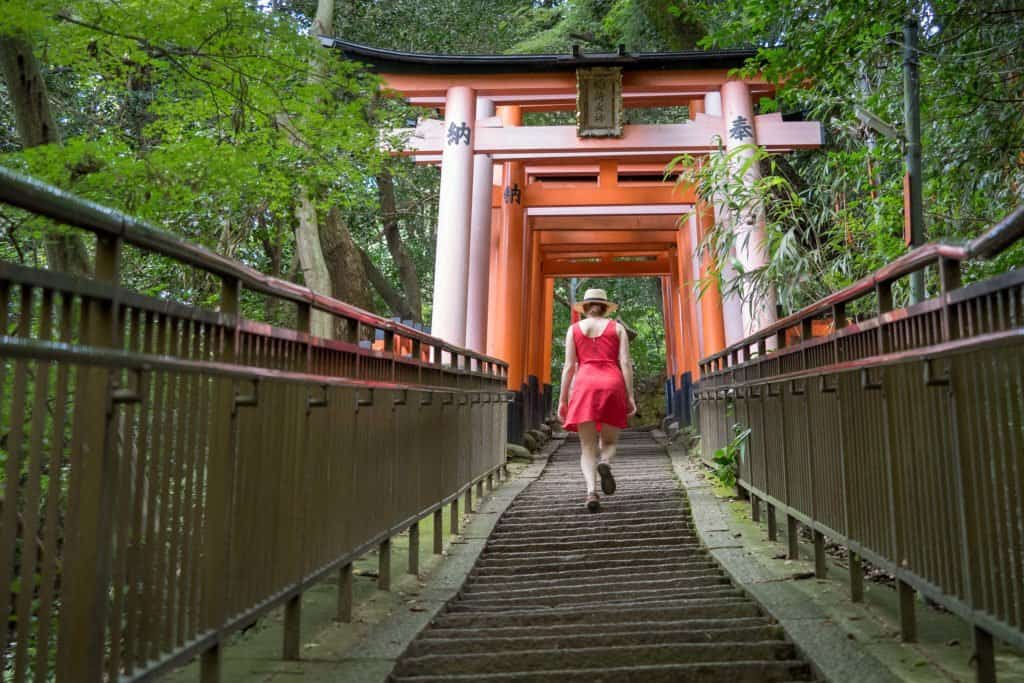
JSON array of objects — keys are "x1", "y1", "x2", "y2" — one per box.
[
  {"x1": 722, "y1": 80, "x2": 778, "y2": 336},
  {"x1": 431, "y1": 86, "x2": 476, "y2": 349},
  {"x1": 704, "y1": 91, "x2": 746, "y2": 346},
  {"x1": 488, "y1": 105, "x2": 526, "y2": 391},
  {"x1": 466, "y1": 97, "x2": 495, "y2": 354}
]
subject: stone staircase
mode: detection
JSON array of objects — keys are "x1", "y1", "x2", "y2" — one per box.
[{"x1": 389, "y1": 432, "x2": 816, "y2": 682}]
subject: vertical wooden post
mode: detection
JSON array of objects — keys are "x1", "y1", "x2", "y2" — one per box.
[
  {"x1": 751, "y1": 495, "x2": 761, "y2": 522},
  {"x1": 476, "y1": 480, "x2": 484, "y2": 500},
  {"x1": 408, "y1": 524, "x2": 420, "y2": 576},
  {"x1": 200, "y1": 645, "x2": 221, "y2": 683},
  {"x1": 378, "y1": 539, "x2": 391, "y2": 591},
  {"x1": 200, "y1": 276, "x2": 240, "y2": 683},
  {"x1": 487, "y1": 472, "x2": 494, "y2": 492},
  {"x1": 433, "y1": 509, "x2": 444, "y2": 554},
  {"x1": 813, "y1": 530, "x2": 827, "y2": 578},
  {"x1": 766, "y1": 504, "x2": 778, "y2": 541},
  {"x1": 450, "y1": 499, "x2": 460, "y2": 535},
  {"x1": 973, "y1": 626, "x2": 996, "y2": 683},
  {"x1": 898, "y1": 580, "x2": 916, "y2": 642},
  {"x1": 465, "y1": 487, "x2": 473, "y2": 514},
  {"x1": 337, "y1": 563, "x2": 353, "y2": 623},
  {"x1": 786, "y1": 515, "x2": 800, "y2": 560},
  {"x1": 283, "y1": 594, "x2": 301, "y2": 660},
  {"x1": 849, "y1": 551, "x2": 864, "y2": 603},
  {"x1": 56, "y1": 235, "x2": 122, "y2": 683}
]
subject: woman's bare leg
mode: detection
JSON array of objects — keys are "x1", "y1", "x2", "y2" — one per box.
[
  {"x1": 599, "y1": 424, "x2": 620, "y2": 464},
  {"x1": 577, "y1": 422, "x2": 600, "y2": 494}
]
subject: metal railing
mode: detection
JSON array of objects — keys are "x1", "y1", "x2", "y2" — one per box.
[
  {"x1": 698, "y1": 205, "x2": 1024, "y2": 682},
  {"x1": 0, "y1": 168, "x2": 510, "y2": 683}
]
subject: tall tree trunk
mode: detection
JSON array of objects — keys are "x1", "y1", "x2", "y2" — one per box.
[
  {"x1": 321, "y1": 206, "x2": 374, "y2": 339},
  {"x1": 377, "y1": 170, "x2": 422, "y2": 321},
  {"x1": 0, "y1": 34, "x2": 90, "y2": 274},
  {"x1": 294, "y1": 188, "x2": 334, "y2": 338},
  {"x1": 289, "y1": 0, "x2": 336, "y2": 338}
]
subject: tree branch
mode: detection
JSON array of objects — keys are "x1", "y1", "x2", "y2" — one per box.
[{"x1": 357, "y1": 247, "x2": 416, "y2": 321}]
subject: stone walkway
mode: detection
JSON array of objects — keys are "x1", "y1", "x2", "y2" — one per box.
[{"x1": 388, "y1": 431, "x2": 816, "y2": 681}]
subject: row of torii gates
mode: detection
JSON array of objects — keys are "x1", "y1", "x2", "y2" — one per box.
[{"x1": 328, "y1": 39, "x2": 824, "y2": 437}]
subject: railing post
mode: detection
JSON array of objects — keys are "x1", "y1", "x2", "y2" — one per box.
[
  {"x1": 337, "y1": 563, "x2": 353, "y2": 623},
  {"x1": 813, "y1": 530, "x2": 827, "y2": 578},
  {"x1": 408, "y1": 524, "x2": 420, "y2": 576},
  {"x1": 56, "y1": 234, "x2": 122, "y2": 683},
  {"x1": 786, "y1": 515, "x2": 799, "y2": 560},
  {"x1": 433, "y1": 509, "x2": 444, "y2": 554},
  {"x1": 973, "y1": 626, "x2": 996, "y2": 683},
  {"x1": 766, "y1": 503, "x2": 778, "y2": 541},
  {"x1": 450, "y1": 498, "x2": 460, "y2": 535},
  {"x1": 378, "y1": 538, "x2": 391, "y2": 591},
  {"x1": 200, "y1": 645, "x2": 221, "y2": 683},
  {"x1": 939, "y1": 257, "x2": 961, "y2": 343},
  {"x1": 283, "y1": 594, "x2": 301, "y2": 660},
  {"x1": 476, "y1": 479, "x2": 484, "y2": 501},
  {"x1": 465, "y1": 487, "x2": 473, "y2": 514},
  {"x1": 201, "y1": 276, "x2": 241, "y2": 683},
  {"x1": 898, "y1": 579, "x2": 917, "y2": 642},
  {"x1": 876, "y1": 281, "x2": 893, "y2": 353},
  {"x1": 385, "y1": 329, "x2": 396, "y2": 382},
  {"x1": 849, "y1": 551, "x2": 864, "y2": 603}
]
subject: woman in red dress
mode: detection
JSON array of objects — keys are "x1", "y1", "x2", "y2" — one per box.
[{"x1": 557, "y1": 288, "x2": 637, "y2": 511}]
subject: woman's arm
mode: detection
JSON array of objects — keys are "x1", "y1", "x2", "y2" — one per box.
[
  {"x1": 617, "y1": 323, "x2": 637, "y2": 415},
  {"x1": 557, "y1": 326, "x2": 576, "y2": 418}
]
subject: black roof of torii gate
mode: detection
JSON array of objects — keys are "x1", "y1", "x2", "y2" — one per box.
[{"x1": 321, "y1": 37, "x2": 758, "y2": 74}]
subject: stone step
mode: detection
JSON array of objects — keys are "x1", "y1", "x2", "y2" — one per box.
[
  {"x1": 455, "y1": 585, "x2": 744, "y2": 610},
  {"x1": 489, "y1": 519, "x2": 694, "y2": 535},
  {"x1": 461, "y1": 573, "x2": 732, "y2": 599},
  {"x1": 390, "y1": 660, "x2": 814, "y2": 682},
  {"x1": 483, "y1": 533, "x2": 700, "y2": 554},
  {"x1": 406, "y1": 624, "x2": 787, "y2": 655},
  {"x1": 417, "y1": 617, "x2": 777, "y2": 641},
  {"x1": 446, "y1": 590, "x2": 748, "y2": 613},
  {"x1": 429, "y1": 600, "x2": 763, "y2": 629},
  {"x1": 474, "y1": 546, "x2": 706, "y2": 568},
  {"x1": 393, "y1": 642, "x2": 799, "y2": 677},
  {"x1": 467, "y1": 565, "x2": 723, "y2": 589}
]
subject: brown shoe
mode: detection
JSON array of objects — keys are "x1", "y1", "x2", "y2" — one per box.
[
  {"x1": 597, "y1": 462, "x2": 616, "y2": 495},
  {"x1": 586, "y1": 493, "x2": 600, "y2": 512}
]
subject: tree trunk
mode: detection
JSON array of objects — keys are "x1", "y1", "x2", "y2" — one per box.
[
  {"x1": 289, "y1": 0, "x2": 336, "y2": 338},
  {"x1": 0, "y1": 34, "x2": 90, "y2": 274},
  {"x1": 377, "y1": 170, "x2": 422, "y2": 321},
  {"x1": 321, "y1": 206, "x2": 374, "y2": 339},
  {"x1": 359, "y1": 247, "x2": 414, "y2": 320},
  {"x1": 294, "y1": 188, "x2": 334, "y2": 338}
]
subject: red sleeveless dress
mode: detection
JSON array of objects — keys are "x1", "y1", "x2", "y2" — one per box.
[{"x1": 562, "y1": 320, "x2": 629, "y2": 432}]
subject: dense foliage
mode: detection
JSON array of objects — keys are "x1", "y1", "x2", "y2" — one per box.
[
  {"x1": 2, "y1": 0, "x2": 1021, "y2": 408},
  {"x1": 691, "y1": 0, "x2": 1024, "y2": 311}
]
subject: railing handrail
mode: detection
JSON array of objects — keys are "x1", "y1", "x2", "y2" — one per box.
[
  {"x1": 0, "y1": 165, "x2": 506, "y2": 368},
  {"x1": 0, "y1": 334, "x2": 515, "y2": 396},
  {"x1": 701, "y1": 204, "x2": 1024, "y2": 367}
]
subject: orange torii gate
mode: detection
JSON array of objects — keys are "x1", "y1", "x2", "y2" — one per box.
[{"x1": 326, "y1": 38, "x2": 823, "y2": 438}]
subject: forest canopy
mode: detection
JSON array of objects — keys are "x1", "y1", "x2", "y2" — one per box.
[{"x1": 1, "y1": 0, "x2": 1022, "y2": 385}]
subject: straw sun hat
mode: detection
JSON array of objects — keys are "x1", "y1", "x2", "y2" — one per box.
[{"x1": 572, "y1": 288, "x2": 619, "y2": 315}]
